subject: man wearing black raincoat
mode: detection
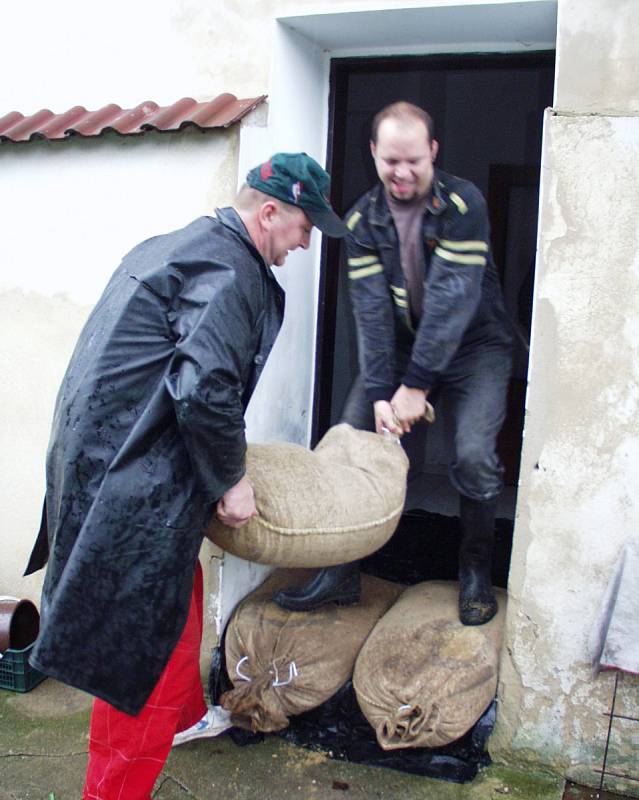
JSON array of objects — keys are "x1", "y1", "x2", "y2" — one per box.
[{"x1": 24, "y1": 152, "x2": 347, "y2": 799}]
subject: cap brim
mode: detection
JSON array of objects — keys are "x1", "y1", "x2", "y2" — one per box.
[{"x1": 305, "y1": 206, "x2": 349, "y2": 238}]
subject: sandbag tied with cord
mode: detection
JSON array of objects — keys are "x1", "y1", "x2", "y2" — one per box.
[
  {"x1": 220, "y1": 569, "x2": 403, "y2": 733},
  {"x1": 206, "y1": 424, "x2": 409, "y2": 567},
  {"x1": 353, "y1": 581, "x2": 507, "y2": 750}
]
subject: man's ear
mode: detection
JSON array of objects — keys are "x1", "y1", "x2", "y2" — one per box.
[
  {"x1": 258, "y1": 200, "x2": 278, "y2": 228},
  {"x1": 370, "y1": 140, "x2": 377, "y2": 160},
  {"x1": 430, "y1": 139, "x2": 439, "y2": 162}
]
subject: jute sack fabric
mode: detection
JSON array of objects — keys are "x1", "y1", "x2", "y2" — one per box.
[
  {"x1": 206, "y1": 423, "x2": 408, "y2": 567},
  {"x1": 353, "y1": 581, "x2": 507, "y2": 749},
  {"x1": 221, "y1": 569, "x2": 402, "y2": 732}
]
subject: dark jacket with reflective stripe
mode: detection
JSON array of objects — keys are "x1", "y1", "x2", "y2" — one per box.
[
  {"x1": 25, "y1": 208, "x2": 284, "y2": 715},
  {"x1": 345, "y1": 170, "x2": 513, "y2": 403}
]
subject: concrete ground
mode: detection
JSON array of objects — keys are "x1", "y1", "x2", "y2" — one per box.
[{"x1": 0, "y1": 679, "x2": 565, "y2": 800}]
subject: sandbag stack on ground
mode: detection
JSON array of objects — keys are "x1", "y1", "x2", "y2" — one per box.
[
  {"x1": 353, "y1": 581, "x2": 507, "y2": 750},
  {"x1": 206, "y1": 423, "x2": 408, "y2": 567},
  {"x1": 220, "y1": 569, "x2": 403, "y2": 733}
]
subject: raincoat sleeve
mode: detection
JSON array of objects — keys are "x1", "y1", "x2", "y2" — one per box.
[
  {"x1": 165, "y1": 265, "x2": 260, "y2": 504},
  {"x1": 402, "y1": 185, "x2": 490, "y2": 390},
  {"x1": 345, "y1": 211, "x2": 397, "y2": 403}
]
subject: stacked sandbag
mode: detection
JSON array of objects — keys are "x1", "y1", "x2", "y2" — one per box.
[
  {"x1": 206, "y1": 423, "x2": 408, "y2": 567},
  {"x1": 220, "y1": 569, "x2": 403, "y2": 732},
  {"x1": 353, "y1": 581, "x2": 507, "y2": 750}
]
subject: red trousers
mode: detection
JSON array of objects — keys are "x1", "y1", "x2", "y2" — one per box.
[{"x1": 83, "y1": 562, "x2": 207, "y2": 800}]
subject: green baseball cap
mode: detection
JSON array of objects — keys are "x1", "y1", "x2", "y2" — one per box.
[{"x1": 246, "y1": 152, "x2": 348, "y2": 238}]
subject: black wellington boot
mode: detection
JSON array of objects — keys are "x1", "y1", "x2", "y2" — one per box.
[
  {"x1": 273, "y1": 562, "x2": 361, "y2": 612},
  {"x1": 458, "y1": 495, "x2": 499, "y2": 626}
]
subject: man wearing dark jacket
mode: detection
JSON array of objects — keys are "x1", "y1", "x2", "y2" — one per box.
[
  {"x1": 275, "y1": 103, "x2": 514, "y2": 626},
  {"x1": 24, "y1": 152, "x2": 347, "y2": 799}
]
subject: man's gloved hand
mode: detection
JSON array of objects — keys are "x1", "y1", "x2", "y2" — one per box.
[{"x1": 216, "y1": 475, "x2": 257, "y2": 528}]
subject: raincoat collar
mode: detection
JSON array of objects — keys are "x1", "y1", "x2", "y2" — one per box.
[{"x1": 215, "y1": 206, "x2": 278, "y2": 282}]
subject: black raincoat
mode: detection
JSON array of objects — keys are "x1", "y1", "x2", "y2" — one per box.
[{"x1": 24, "y1": 208, "x2": 284, "y2": 715}]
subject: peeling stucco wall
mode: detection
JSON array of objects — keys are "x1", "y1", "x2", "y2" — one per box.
[
  {"x1": 554, "y1": 0, "x2": 639, "y2": 114},
  {"x1": 491, "y1": 0, "x2": 639, "y2": 789},
  {"x1": 492, "y1": 113, "x2": 639, "y2": 792}
]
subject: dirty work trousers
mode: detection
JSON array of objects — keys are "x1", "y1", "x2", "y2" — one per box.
[{"x1": 83, "y1": 562, "x2": 207, "y2": 800}]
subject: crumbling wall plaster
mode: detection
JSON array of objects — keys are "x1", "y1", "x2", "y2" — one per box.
[
  {"x1": 493, "y1": 113, "x2": 639, "y2": 785},
  {"x1": 556, "y1": 0, "x2": 639, "y2": 114}
]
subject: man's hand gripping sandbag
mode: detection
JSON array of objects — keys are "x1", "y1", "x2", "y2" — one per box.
[{"x1": 206, "y1": 423, "x2": 409, "y2": 567}]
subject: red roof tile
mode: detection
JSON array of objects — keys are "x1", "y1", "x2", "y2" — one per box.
[{"x1": 0, "y1": 93, "x2": 267, "y2": 143}]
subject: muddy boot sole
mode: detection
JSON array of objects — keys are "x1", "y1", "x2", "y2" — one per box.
[{"x1": 459, "y1": 595, "x2": 498, "y2": 626}]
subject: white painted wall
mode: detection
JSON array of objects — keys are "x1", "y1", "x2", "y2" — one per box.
[
  {"x1": 0, "y1": 128, "x2": 240, "y2": 601},
  {"x1": 0, "y1": 1, "x2": 264, "y2": 111}
]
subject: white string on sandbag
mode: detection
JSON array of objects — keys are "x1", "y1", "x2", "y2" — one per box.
[
  {"x1": 234, "y1": 654, "x2": 300, "y2": 687},
  {"x1": 220, "y1": 571, "x2": 403, "y2": 733},
  {"x1": 235, "y1": 656, "x2": 251, "y2": 682},
  {"x1": 252, "y1": 504, "x2": 405, "y2": 536},
  {"x1": 271, "y1": 657, "x2": 299, "y2": 687}
]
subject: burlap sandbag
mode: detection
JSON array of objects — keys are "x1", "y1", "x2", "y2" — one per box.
[
  {"x1": 206, "y1": 423, "x2": 408, "y2": 567},
  {"x1": 220, "y1": 569, "x2": 402, "y2": 732},
  {"x1": 353, "y1": 581, "x2": 507, "y2": 749}
]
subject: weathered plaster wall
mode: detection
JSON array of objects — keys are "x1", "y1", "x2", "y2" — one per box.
[
  {"x1": 491, "y1": 113, "x2": 639, "y2": 793},
  {"x1": 492, "y1": 0, "x2": 639, "y2": 791},
  {"x1": 554, "y1": 0, "x2": 639, "y2": 114}
]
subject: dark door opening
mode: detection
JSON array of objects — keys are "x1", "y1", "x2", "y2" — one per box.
[{"x1": 314, "y1": 51, "x2": 554, "y2": 529}]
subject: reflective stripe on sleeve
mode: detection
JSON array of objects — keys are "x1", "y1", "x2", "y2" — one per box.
[
  {"x1": 390, "y1": 285, "x2": 409, "y2": 310},
  {"x1": 348, "y1": 263, "x2": 383, "y2": 279},
  {"x1": 348, "y1": 254, "x2": 379, "y2": 267},
  {"x1": 449, "y1": 192, "x2": 468, "y2": 214},
  {"x1": 434, "y1": 247, "x2": 486, "y2": 266},
  {"x1": 439, "y1": 239, "x2": 488, "y2": 252}
]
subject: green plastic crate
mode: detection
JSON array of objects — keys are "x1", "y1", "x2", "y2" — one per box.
[{"x1": 0, "y1": 642, "x2": 46, "y2": 692}]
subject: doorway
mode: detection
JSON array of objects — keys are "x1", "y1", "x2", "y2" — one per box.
[
  {"x1": 313, "y1": 52, "x2": 554, "y2": 584},
  {"x1": 314, "y1": 51, "x2": 554, "y2": 514}
]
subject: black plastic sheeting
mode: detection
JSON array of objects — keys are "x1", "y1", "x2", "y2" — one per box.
[
  {"x1": 280, "y1": 682, "x2": 495, "y2": 782},
  {"x1": 209, "y1": 510, "x2": 513, "y2": 783}
]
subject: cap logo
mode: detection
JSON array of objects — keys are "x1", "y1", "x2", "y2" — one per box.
[
  {"x1": 260, "y1": 160, "x2": 273, "y2": 181},
  {"x1": 290, "y1": 180, "x2": 303, "y2": 204}
]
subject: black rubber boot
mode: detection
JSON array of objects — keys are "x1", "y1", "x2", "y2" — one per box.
[
  {"x1": 458, "y1": 495, "x2": 498, "y2": 626},
  {"x1": 273, "y1": 562, "x2": 361, "y2": 612}
]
